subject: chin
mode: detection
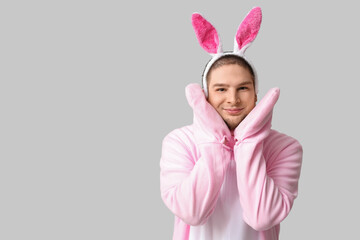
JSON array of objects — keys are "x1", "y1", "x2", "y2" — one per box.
[
  {"x1": 225, "y1": 118, "x2": 244, "y2": 130},
  {"x1": 225, "y1": 121, "x2": 241, "y2": 130}
]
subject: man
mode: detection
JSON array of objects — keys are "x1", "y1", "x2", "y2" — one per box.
[{"x1": 160, "y1": 7, "x2": 302, "y2": 240}]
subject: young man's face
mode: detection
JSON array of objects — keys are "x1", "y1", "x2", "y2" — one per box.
[{"x1": 207, "y1": 64, "x2": 257, "y2": 130}]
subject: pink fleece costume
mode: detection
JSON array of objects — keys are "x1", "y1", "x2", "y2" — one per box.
[{"x1": 160, "y1": 7, "x2": 302, "y2": 240}]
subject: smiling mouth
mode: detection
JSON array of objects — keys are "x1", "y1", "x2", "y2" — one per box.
[{"x1": 224, "y1": 108, "x2": 244, "y2": 115}]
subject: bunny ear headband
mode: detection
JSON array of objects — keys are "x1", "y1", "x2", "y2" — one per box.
[{"x1": 192, "y1": 7, "x2": 262, "y2": 96}]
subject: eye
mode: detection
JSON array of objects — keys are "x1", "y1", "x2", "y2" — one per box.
[
  {"x1": 216, "y1": 88, "x2": 226, "y2": 92},
  {"x1": 238, "y1": 87, "x2": 248, "y2": 91}
]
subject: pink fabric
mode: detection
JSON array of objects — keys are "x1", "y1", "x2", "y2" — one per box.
[
  {"x1": 192, "y1": 13, "x2": 220, "y2": 54},
  {"x1": 234, "y1": 87, "x2": 279, "y2": 143},
  {"x1": 160, "y1": 85, "x2": 303, "y2": 240},
  {"x1": 236, "y1": 7, "x2": 262, "y2": 51},
  {"x1": 185, "y1": 83, "x2": 233, "y2": 145}
]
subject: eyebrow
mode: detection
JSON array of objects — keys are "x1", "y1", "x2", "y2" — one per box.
[{"x1": 212, "y1": 81, "x2": 253, "y2": 88}]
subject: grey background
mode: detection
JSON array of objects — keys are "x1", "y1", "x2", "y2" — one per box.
[{"x1": 0, "y1": 0, "x2": 359, "y2": 239}]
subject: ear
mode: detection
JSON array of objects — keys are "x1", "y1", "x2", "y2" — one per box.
[
  {"x1": 192, "y1": 13, "x2": 222, "y2": 55},
  {"x1": 234, "y1": 7, "x2": 262, "y2": 54}
]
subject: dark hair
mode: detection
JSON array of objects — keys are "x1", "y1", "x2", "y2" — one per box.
[{"x1": 205, "y1": 54, "x2": 255, "y2": 86}]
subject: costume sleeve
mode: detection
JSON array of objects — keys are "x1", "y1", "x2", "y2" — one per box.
[
  {"x1": 234, "y1": 132, "x2": 303, "y2": 231},
  {"x1": 160, "y1": 129, "x2": 232, "y2": 226}
]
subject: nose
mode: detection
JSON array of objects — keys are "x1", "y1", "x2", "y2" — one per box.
[{"x1": 227, "y1": 90, "x2": 240, "y2": 104}]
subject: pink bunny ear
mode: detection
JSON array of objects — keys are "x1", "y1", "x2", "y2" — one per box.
[
  {"x1": 192, "y1": 13, "x2": 222, "y2": 54},
  {"x1": 234, "y1": 7, "x2": 262, "y2": 53}
]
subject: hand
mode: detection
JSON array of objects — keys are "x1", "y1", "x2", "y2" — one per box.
[
  {"x1": 234, "y1": 88, "x2": 280, "y2": 143},
  {"x1": 186, "y1": 83, "x2": 232, "y2": 146}
]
